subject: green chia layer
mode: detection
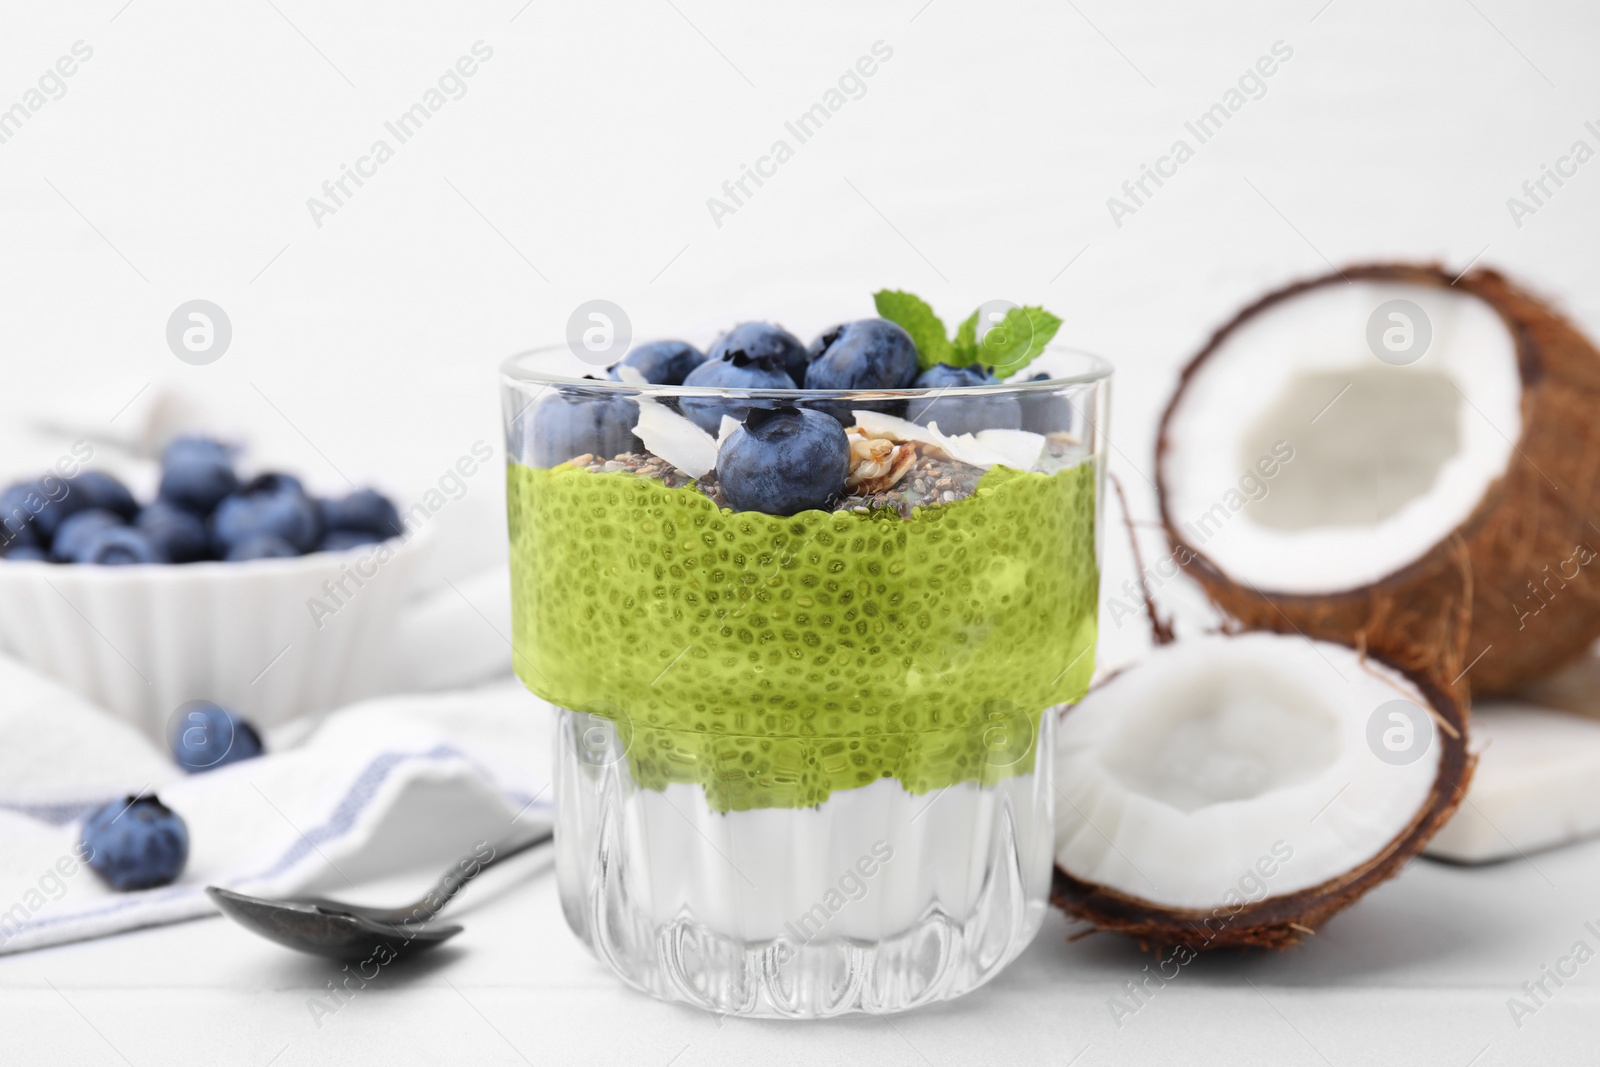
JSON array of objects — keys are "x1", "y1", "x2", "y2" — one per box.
[{"x1": 508, "y1": 460, "x2": 1098, "y2": 812}]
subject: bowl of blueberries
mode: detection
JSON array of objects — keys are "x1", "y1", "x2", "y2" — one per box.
[{"x1": 0, "y1": 436, "x2": 431, "y2": 738}]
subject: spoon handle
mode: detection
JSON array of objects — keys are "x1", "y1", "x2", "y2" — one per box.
[{"x1": 415, "y1": 828, "x2": 555, "y2": 922}]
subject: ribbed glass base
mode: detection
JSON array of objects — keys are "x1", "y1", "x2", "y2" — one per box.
[{"x1": 552, "y1": 709, "x2": 1055, "y2": 1018}]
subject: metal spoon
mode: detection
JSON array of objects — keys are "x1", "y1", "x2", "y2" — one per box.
[{"x1": 205, "y1": 830, "x2": 554, "y2": 961}]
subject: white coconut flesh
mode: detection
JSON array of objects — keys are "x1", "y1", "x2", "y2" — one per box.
[
  {"x1": 1162, "y1": 280, "x2": 1522, "y2": 595},
  {"x1": 1055, "y1": 633, "x2": 1441, "y2": 910}
]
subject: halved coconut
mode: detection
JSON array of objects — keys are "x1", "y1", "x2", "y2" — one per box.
[
  {"x1": 1157, "y1": 264, "x2": 1600, "y2": 696},
  {"x1": 1052, "y1": 632, "x2": 1470, "y2": 948}
]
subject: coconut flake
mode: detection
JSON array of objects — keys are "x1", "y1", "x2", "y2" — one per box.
[
  {"x1": 634, "y1": 398, "x2": 718, "y2": 478},
  {"x1": 974, "y1": 428, "x2": 1046, "y2": 471},
  {"x1": 717, "y1": 414, "x2": 741, "y2": 444},
  {"x1": 851, "y1": 409, "x2": 940, "y2": 447},
  {"x1": 850, "y1": 409, "x2": 1031, "y2": 470}
]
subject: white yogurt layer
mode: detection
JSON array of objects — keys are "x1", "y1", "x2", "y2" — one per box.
[{"x1": 611, "y1": 773, "x2": 1055, "y2": 943}]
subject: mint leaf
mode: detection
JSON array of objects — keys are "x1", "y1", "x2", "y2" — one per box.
[
  {"x1": 977, "y1": 306, "x2": 1063, "y2": 378},
  {"x1": 873, "y1": 290, "x2": 950, "y2": 370},
  {"x1": 949, "y1": 310, "x2": 980, "y2": 366}
]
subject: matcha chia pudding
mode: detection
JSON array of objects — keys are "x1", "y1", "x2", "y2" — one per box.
[{"x1": 504, "y1": 294, "x2": 1109, "y2": 1017}]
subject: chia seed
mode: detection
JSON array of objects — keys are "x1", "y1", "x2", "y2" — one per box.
[{"x1": 567, "y1": 431, "x2": 1084, "y2": 519}]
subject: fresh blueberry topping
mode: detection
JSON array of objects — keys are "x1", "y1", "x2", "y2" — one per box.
[
  {"x1": 803, "y1": 319, "x2": 920, "y2": 391},
  {"x1": 81, "y1": 795, "x2": 189, "y2": 891},
  {"x1": 224, "y1": 534, "x2": 299, "y2": 561},
  {"x1": 707, "y1": 322, "x2": 809, "y2": 383},
  {"x1": 679, "y1": 351, "x2": 798, "y2": 434},
  {"x1": 907, "y1": 363, "x2": 1023, "y2": 436},
  {"x1": 609, "y1": 340, "x2": 707, "y2": 386},
  {"x1": 211, "y1": 473, "x2": 321, "y2": 556},
  {"x1": 717, "y1": 406, "x2": 850, "y2": 516},
  {"x1": 79, "y1": 526, "x2": 161, "y2": 565},
  {"x1": 136, "y1": 501, "x2": 212, "y2": 563},
  {"x1": 319, "y1": 489, "x2": 401, "y2": 540},
  {"x1": 159, "y1": 437, "x2": 239, "y2": 516},
  {"x1": 1018, "y1": 371, "x2": 1072, "y2": 434},
  {"x1": 51, "y1": 509, "x2": 126, "y2": 563},
  {"x1": 319, "y1": 529, "x2": 383, "y2": 552},
  {"x1": 527, "y1": 391, "x2": 642, "y2": 467},
  {"x1": 169, "y1": 701, "x2": 263, "y2": 772},
  {"x1": 3, "y1": 544, "x2": 48, "y2": 561}
]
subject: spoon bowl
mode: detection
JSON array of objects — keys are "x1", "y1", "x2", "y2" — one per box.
[
  {"x1": 206, "y1": 830, "x2": 552, "y2": 961},
  {"x1": 206, "y1": 886, "x2": 462, "y2": 960}
]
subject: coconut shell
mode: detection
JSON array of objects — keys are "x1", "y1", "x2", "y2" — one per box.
[
  {"x1": 1051, "y1": 661, "x2": 1473, "y2": 949},
  {"x1": 1156, "y1": 263, "x2": 1600, "y2": 698}
]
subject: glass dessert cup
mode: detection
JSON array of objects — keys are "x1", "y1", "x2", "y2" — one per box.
[{"x1": 503, "y1": 345, "x2": 1109, "y2": 1017}]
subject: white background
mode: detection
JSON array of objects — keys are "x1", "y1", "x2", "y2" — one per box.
[{"x1": 3, "y1": 0, "x2": 1600, "y2": 1063}]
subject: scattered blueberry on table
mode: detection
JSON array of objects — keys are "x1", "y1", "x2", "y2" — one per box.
[
  {"x1": 169, "y1": 701, "x2": 264, "y2": 773},
  {"x1": 0, "y1": 437, "x2": 403, "y2": 565},
  {"x1": 81, "y1": 795, "x2": 190, "y2": 891}
]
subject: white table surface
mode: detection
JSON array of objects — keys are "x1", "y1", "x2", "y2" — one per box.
[
  {"x1": 4, "y1": 0, "x2": 1600, "y2": 1062},
  {"x1": 2, "y1": 828, "x2": 1598, "y2": 1067}
]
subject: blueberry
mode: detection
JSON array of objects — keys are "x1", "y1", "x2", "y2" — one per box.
[
  {"x1": 906, "y1": 363, "x2": 1023, "y2": 436},
  {"x1": 136, "y1": 502, "x2": 211, "y2": 563},
  {"x1": 37, "y1": 472, "x2": 142, "y2": 537},
  {"x1": 717, "y1": 406, "x2": 850, "y2": 516},
  {"x1": 164, "y1": 435, "x2": 232, "y2": 464},
  {"x1": 72, "y1": 472, "x2": 140, "y2": 521},
  {"x1": 81, "y1": 795, "x2": 189, "y2": 891},
  {"x1": 803, "y1": 319, "x2": 920, "y2": 391},
  {"x1": 609, "y1": 340, "x2": 707, "y2": 386},
  {"x1": 1019, "y1": 371, "x2": 1073, "y2": 434},
  {"x1": 212, "y1": 473, "x2": 321, "y2": 555},
  {"x1": 225, "y1": 534, "x2": 299, "y2": 561},
  {"x1": 159, "y1": 447, "x2": 238, "y2": 516},
  {"x1": 51, "y1": 509, "x2": 126, "y2": 563},
  {"x1": 160, "y1": 459, "x2": 235, "y2": 515},
  {"x1": 319, "y1": 489, "x2": 401, "y2": 539},
  {"x1": 0, "y1": 480, "x2": 44, "y2": 550},
  {"x1": 169, "y1": 701, "x2": 263, "y2": 772},
  {"x1": 79, "y1": 526, "x2": 160, "y2": 565},
  {"x1": 319, "y1": 529, "x2": 382, "y2": 552},
  {"x1": 679, "y1": 351, "x2": 798, "y2": 434},
  {"x1": 3, "y1": 545, "x2": 48, "y2": 561},
  {"x1": 525, "y1": 390, "x2": 641, "y2": 467},
  {"x1": 32, "y1": 478, "x2": 92, "y2": 540},
  {"x1": 707, "y1": 322, "x2": 809, "y2": 383}
]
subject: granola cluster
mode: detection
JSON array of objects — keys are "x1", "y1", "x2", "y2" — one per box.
[{"x1": 843, "y1": 427, "x2": 918, "y2": 495}]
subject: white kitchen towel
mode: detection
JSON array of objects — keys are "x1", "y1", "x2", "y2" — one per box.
[{"x1": 0, "y1": 654, "x2": 553, "y2": 956}]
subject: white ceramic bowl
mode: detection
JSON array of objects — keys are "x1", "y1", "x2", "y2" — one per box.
[{"x1": 0, "y1": 525, "x2": 433, "y2": 742}]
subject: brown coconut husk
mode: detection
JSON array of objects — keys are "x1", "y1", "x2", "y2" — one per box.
[
  {"x1": 1156, "y1": 263, "x2": 1600, "y2": 699},
  {"x1": 1051, "y1": 656, "x2": 1474, "y2": 949}
]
